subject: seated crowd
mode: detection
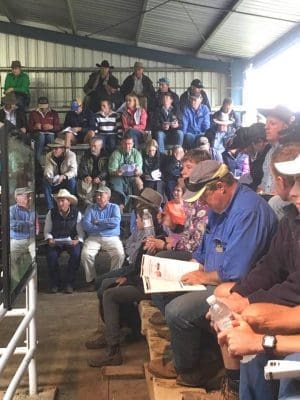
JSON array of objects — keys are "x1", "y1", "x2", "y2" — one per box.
[{"x1": 2, "y1": 59, "x2": 300, "y2": 400}]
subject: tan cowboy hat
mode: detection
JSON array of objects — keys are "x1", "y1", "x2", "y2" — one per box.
[
  {"x1": 213, "y1": 112, "x2": 234, "y2": 126},
  {"x1": 48, "y1": 138, "x2": 66, "y2": 148},
  {"x1": 129, "y1": 188, "x2": 162, "y2": 210},
  {"x1": 54, "y1": 189, "x2": 78, "y2": 205}
]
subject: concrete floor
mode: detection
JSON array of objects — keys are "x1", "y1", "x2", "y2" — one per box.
[{"x1": 0, "y1": 291, "x2": 149, "y2": 400}]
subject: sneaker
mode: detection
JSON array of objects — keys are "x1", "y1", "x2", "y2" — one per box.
[
  {"x1": 88, "y1": 346, "x2": 123, "y2": 368},
  {"x1": 147, "y1": 358, "x2": 177, "y2": 379},
  {"x1": 219, "y1": 377, "x2": 239, "y2": 400},
  {"x1": 50, "y1": 286, "x2": 58, "y2": 294},
  {"x1": 85, "y1": 333, "x2": 106, "y2": 349},
  {"x1": 149, "y1": 311, "x2": 166, "y2": 326},
  {"x1": 64, "y1": 284, "x2": 73, "y2": 294}
]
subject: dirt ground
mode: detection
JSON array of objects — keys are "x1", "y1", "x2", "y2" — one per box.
[{"x1": 0, "y1": 291, "x2": 149, "y2": 400}]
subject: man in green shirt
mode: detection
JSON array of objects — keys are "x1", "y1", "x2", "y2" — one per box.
[
  {"x1": 4, "y1": 60, "x2": 30, "y2": 109},
  {"x1": 108, "y1": 132, "x2": 143, "y2": 208}
]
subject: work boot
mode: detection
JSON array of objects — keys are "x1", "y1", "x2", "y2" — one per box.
[
  {"x1": 176, "y1": 357, "x2": 225, "y2": 390},
  {"x1": 85, "y1": 332, "x2": 106, "y2": 349},
  {"x1": 155, "y1": 327, "x2": 171, "y2": 341},
  {"x1": 149, "y1": 311, "x2": 166, "y2": 326},
  {"x1": 147, "y1": 358, "x2": 177, "y2": 379},
  {"x1": 88, "y1": 345, "x2": 123, "y2": 368}
]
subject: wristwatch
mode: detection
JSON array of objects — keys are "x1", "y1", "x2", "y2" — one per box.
[{"x1": 262, "y1": 335, "x2": 277, "y2": 354}]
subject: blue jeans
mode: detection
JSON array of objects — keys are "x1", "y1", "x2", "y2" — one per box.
[
  {"x1": 164, "y1": 286, "x2": 216, "y2": 371},
  {"x1": 279, "y1": 353, "x2": 300, "y2": 399},
  {"x1": 240, "y1": 353, "x2": 279, "y2": 400},
  {"x1": 127, "y1": 128, "x2": 143, "y2": 149},
  {"x1": 183, "y1": 132, "x2": 204, "y2": 150},
  {"x1": 43, "y1": 177, "x2": 77, "y2": 210},
  {"x1": 35, "y1": 132, "x2": 55, "y2": 162},
  {"x1": 47, "y1": 242, "x2": 82, "y2": 288},
  {"x1": 155, "y1": 129, "x2": 184, "y2": 153}
]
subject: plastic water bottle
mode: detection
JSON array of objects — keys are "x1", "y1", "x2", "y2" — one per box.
[
  {"x1": 142, "y1": 209, "x2": 155, "y2": 237},
  {"x1": 207, "y1": 295, "x2": 255, "y2": 363},
  {"x1": 207, "y1": 295, "x2": 232, "y2": 331}
]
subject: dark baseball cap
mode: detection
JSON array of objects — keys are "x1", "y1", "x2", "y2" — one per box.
[{"x1": 191, "y1": 79, "x2": 204, "y2": 89}]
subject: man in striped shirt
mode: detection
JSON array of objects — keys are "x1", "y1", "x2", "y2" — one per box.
[{"x1": 85, "y1": 99, "x2": 122, "y2": 154}]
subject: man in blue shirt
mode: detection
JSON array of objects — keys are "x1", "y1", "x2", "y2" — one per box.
[
  {"x1": 182, "y1": 93, "x2": 210, "y2": 150},
  {"x1": 81, "y1": 186, "x2": 125, "y2": 289},
  {"x1": 148, "y1": 160, "x2": 277, "y2": 389},
  {"x1": 10, "y1": 187, "x2": 36, "y2": 285}
]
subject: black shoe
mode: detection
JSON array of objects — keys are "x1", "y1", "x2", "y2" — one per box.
[
  {"x1": 88, "y1": 345, "x2": 123, "y2": 368},
  {"x1": 64, "y1": 284, "x2": 73, "y2": 294}
]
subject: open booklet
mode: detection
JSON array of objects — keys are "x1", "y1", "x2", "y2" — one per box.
[{"x1": 140, "y1": 254, "x2": 207, "y2": 294}]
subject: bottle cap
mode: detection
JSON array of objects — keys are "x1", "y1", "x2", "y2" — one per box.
[{"x1": 206, "y1": 295, "x2": 216, "y2": 306}]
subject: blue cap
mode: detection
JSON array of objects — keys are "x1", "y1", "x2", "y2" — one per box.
[
  {"x1": 71, "y1": 99, "x2": 82, "y2": 112},
  {"x1": 158, "y1": 77, "x2": 170, "y2": 85}
]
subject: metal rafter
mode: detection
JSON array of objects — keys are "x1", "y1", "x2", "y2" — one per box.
[
  {"x1": 0, "y1": 0, "x2": 17, "y2": 23},
  {"x1": 135, "y1": 0, "x2": 149, "y2": 45},
  {"x1": 194, "y1": 0, "x2": 244, "y2": 56},
  {"x1": 64, "y1": 0, "x2": 77, "y2": 35}
]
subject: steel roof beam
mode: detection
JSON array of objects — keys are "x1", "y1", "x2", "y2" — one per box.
[
  {"x1": 135, "y1": 0, "x2": 148, "y2": 45},
  {"x1": 194, "y1": 0, "x2": 244, "y2": 56},
  {"x1": 0, "y1": 0, "x2": 17, "y2": 24},
  {"x1": 64, "y1": 0, "x2": 77, "y2": 35}
]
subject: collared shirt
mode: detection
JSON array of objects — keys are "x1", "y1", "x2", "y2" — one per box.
[
  {"x1": 192, "y1": 184, "x2": 278, "y2": 281},
  {"x1": 82, "y1": 202, "x2": 121, "y2": 237},
  {"x1": 260, "y1": 144, "x2": 279, "y2": 194},
  {"x1": 133, "y1": 76, "x2": 143, "y2": 95},
  {"x1": 182, "y1": 104, "x2": 210, "y2": 135},
  {"x1": 108, "y1": 147, "x2": 143, "y2": 174},
  {"x1": 4, "y1": 108, "x2": 17, "y2": 125},
  {"x1": 10, "y1": 204, "x2": 35, "y2": 240}
]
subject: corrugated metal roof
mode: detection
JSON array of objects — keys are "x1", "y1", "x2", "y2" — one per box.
[{"x1": 0, "y1": 0, "x2": 299, "y2": 61}]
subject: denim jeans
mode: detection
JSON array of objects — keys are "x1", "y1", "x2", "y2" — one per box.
[
  {"x1": 183, "y1": 132, "x2": 204, "y2": 150},
  {"x1": 43, "y1": 177, "x2": 77, "y2": 210},
  {"x1": 240, "y1": 353, "x2": 279, "y2": 400},
  {"x1": 155, "y1": 129, "x2": 184, "y2": 153},
  {"x1": 46, "y1": 242, "x2": 82, "y2": 288},
  {"x1": 164, "y1": 286, "x2": 216, "y2": 371},
  {"x1": 35, "y1": 132, "x2": 55, "y2": 162},
  {"x1": 98, "y1": 134, "x2": 117, "y2": 154}
]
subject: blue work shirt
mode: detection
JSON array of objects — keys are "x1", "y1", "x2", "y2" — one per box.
[
  {"x1": 192, "y1": 184, "x2": 278, "y2": 281},
  {"x1": 82, "y1": 202, "x2": 121, "y2": 237},
  {"x1": 182, "y1": 104, "x2": 210, "y2": 135},
  {"x1": 10, "y1": 204, "x2": 35, "y2": 240}
]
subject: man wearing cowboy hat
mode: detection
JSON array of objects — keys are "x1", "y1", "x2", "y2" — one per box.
[
  {"x1": 77, "y1": 137, "x2": 108, "y2": 206},
  {"x1": 4, "y1": 60, "x2": 30, "y2": 109},
  {"x1": 44, "y1": 189, "x2": 84, "y2": 294},
  {"x1": 0, "y1": 92, "x2": 28, "y2": 144},
  {"x1": 10, "y1": 187, "x2": 36, "y2": 284},
  {"x1": 148, "y1": 160, "x2": 277, "y2": 388},
  {"x1": 120, "y1": 61, "x2": 156, "y2": 111},
  {"x1": 81, "y1": 186, "x2": 125, "y2": 288},
  {"x1": 28, "y1": 96, "x2": 60, "y2": 162},
  {"x1": 43, "y1": 138, "x2": 77, "y2": 210},
  {"x1": 83, "y1": 60, "x2": 119, "y2": 113}
]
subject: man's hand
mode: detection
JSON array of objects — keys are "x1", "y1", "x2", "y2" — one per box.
[
  {"x1": 20, "y1": 127, "x2": 27, "y2": 134},
  {"x1": 116, "y1": 169, "x2": 123, "y2": 176},
  {"x1": 134, "y1": 167, "x2": 142, "y2": 176},
  {"x1": 42, "y1": 123, "x2": 53, "y2": 130},
  {"x1": 71, "y1": 239, "x2": 79, "y2": 247},
  {"x1": 58, "y1": 175, "x2": 65, "y2": 184},
  {"x1": 73, "y1": 127, "x2": 82, "y2": 132},
  {"x1": 171, "y1": 120, "x2": 179, "y2": 129},
  {"x1": 144, "y1": 237, "x2": 165, "y2": 253},
  {"x1": 116, "y1": 277, "x2": 127, "y2": 286},
  {"x1": 181, "y1": 270, "x2": 206, "y2": 285},
  {"x1": 48, "y1": 239, "x2": 55, "y2": 247},
  {"x1": 218, "y1": 315, "x2": 263, "y2": 357},
  {"x1": 84, "y1": 176, "x2": 93, "y2": 184},
  {"x1": 219, "y1": 292, "x2": 250, "y2": 314}
]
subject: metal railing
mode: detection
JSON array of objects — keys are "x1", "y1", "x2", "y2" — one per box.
[{"x1": 0, "y1": 268, "x2": 38, "y2": 399}]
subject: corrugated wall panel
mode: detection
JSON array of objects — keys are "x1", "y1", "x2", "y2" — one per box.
[{"x1": 0, "y1": 33, "x2": 229, "y2": 110}]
